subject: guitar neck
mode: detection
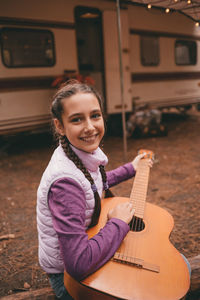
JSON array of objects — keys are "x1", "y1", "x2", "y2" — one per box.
[{"x1": 130, "y1": 159, "x2": 150, "y2": 219}]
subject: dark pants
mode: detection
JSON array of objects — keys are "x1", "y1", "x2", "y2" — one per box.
[{"x1": 48, "y1": 273, "x2": 74, "y2": 300}]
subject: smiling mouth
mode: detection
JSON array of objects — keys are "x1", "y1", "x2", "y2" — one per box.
[{"x1": 80, "y1": 134, "x2": 98, "y2": 143}]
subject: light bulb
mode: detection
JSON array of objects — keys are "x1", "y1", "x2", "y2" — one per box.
[
  {"x1": 165, "y1": 8, "x2": 170, "y2": 13},
  {"x1": 147, "y1": 4, "x2": 152, "y2": 9}
]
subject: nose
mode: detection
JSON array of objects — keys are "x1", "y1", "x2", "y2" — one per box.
[{"x1": 84, "y1": 118, "x2": 95, "y2": 132}]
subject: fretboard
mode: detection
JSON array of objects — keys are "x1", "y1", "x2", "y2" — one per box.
[{"x1": 130, "y1": 159, "x2": 150, "y2": 219}]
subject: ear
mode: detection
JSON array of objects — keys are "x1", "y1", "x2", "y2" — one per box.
[{"x1": 54, "y1": 119, "x2": 65, "y2": 136}]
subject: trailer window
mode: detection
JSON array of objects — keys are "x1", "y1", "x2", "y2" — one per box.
[
  {"x1": 140, "y1": 36, "x2": 159, "y2": 66},
  {"x1": 1, "y1": 28, "x2": 55, "y2": 68},
  {"x1": 175, "y1": 40, "x2": 197, "y2": 65}
]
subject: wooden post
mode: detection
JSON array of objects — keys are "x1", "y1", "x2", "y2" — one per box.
[
  {"x1": 0, "y1": 287, "x2": 56, "y2": 300},
  {"x1": 116, "y1": 0, "x2": 127, "y2": 162}
]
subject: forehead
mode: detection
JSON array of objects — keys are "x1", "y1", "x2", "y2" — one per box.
[{"x1": 62, "y1": 93, "x2": 101, "y2": 115}]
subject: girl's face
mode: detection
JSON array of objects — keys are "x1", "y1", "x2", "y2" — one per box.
[{"x1": 54, "y1": 93, "x2": 105, "y2": 153}]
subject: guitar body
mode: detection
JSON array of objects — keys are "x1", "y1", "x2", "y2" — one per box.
[{"x1": 64, "y1": 196, "x2": 190, "y2": 300}]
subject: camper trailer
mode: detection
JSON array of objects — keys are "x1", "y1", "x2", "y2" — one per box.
[{"x1": 0, "y1": 0, "x2": 200, "y2": 135}]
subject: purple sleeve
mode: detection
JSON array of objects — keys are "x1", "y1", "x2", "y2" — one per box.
[
  {"x1": 106, "y1": 162, "x2": 135, "y2": 187},
  {"x1": 48, "y1": 178, "x2": 129, "y2": 281}
]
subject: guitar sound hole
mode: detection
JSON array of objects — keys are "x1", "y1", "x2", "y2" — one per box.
[{"x1": 129, "y1": 216, "x2": 145, "y2": 232}]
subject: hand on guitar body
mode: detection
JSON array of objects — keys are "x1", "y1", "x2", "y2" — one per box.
[{"x1": 107, "y1": 202, "x2": 135, "y2": 224}]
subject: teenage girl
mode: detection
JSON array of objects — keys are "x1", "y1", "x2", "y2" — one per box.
[{"x1": 36, "y1": 81, "x2": 151, "y2": 299}]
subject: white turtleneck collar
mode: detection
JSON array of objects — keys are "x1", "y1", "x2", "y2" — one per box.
[{"x1": 68, "y1": 144, "x2": 108, "y2": 172}]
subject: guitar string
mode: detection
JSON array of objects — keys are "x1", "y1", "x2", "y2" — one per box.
[
  {"x1": 120, "y1": 160, "x2": 138, "y2": 263},
  {"x1": 120, "y1": 159, "x2": 150, "y2": 267},
  {"x1": 134, "y1": 160, "x2": 148, "y2": 266},
  {"x1": 133, "y1": 161, "x2": 145, "y2": 264},
  {"x1": 120, "y1": 160, "x2": 149, "y2": 263}
]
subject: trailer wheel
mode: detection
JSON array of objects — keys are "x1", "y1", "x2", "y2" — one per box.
[{"x1": 178, "y1": 105, "x2": 192, "y2": 114}]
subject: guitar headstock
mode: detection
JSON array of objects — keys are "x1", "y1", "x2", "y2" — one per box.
[{"x1": 138, "y1": 149, "x2": 154, "y2": 160}]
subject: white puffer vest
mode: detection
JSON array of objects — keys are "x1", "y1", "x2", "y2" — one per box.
[{"x1": 36, "y1": 144, "x2": 108, "y2": 273}]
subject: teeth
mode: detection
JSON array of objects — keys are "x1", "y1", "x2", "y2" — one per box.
[{"x1": 81, "y1": 135, "x2": 97, "y2": 142}]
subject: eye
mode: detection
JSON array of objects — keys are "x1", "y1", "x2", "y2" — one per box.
[
  {"x1": 91, "y1": 112, "x2": 102, "y2": 119},
  {"x1": 71, "y1": 117, "x2": 82, "y2": 123}
]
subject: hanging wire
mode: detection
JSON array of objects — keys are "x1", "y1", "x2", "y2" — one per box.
[{"x1": 134, "y1": 0, "x2": 200, "y2": 21}]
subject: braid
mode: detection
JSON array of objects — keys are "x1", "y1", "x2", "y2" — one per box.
[
  {"x1": 60, "y1": 136, "x2": 93, "y2": 183},
  {"x1": 60, "y1": 135, "x2": 101, "y2": 227},
  {"x1": 99, "y1": 165, "x2": 114, "y2": 198}
]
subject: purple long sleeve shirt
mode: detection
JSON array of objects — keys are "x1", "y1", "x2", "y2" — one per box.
[{"x1": 48, "y1": 163, "x2": 135, "y2": 281}]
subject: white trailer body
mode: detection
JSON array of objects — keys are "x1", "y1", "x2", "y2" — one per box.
[{"x1": 0, "y1": 0, "x2": 200, "y2": 134}]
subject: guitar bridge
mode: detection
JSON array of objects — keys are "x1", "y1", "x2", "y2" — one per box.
[{"x1": 112, "y1": 252, "x2": 160, "y2": 273}]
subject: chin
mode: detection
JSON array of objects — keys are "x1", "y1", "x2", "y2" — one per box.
[{"x1": 82, "y1": 143, "x2": 99, "y2": 153}]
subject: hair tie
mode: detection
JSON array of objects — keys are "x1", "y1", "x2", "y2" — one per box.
[
  {"x1": 91, "y1": 184, "x2": 97, "y2": 193},
  {"x1": 103, "y1": 181, "x2": 109, "y2": 191}
]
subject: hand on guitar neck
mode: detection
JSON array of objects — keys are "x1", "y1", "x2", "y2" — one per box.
[{"x1": 132, "y1": 149, "x2": 154, "y2": 171}]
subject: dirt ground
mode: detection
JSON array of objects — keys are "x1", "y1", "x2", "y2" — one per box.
[{"x1": 0, "y1": 108, "x2": 200, "y2": 298}]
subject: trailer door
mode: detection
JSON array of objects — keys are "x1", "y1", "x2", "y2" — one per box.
[
  {"x1": 75, "y1": 6, "x2": 105, "y2": 99},
  {"x1": 103, "y1": 9, "x2": 132, "y2": 114}
]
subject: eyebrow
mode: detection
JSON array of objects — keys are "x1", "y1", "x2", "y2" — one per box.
[
  {"x1": 68, "y1": 113, "x2": 82, "y2": 119},
  {"x1": 68, "y1": 109, "x2": 101, "y2": 119}
]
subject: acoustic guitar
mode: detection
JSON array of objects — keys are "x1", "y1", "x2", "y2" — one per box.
[{"x1": 64, "y1": 150, "x2": 190, "y2": 300}]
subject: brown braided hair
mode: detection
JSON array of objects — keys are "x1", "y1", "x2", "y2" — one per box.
[
  {"x1": 51, "y1": 80, "x2": 114, "y2": 227},
  {"x1": 99, "y1": 165, "x2": 114, "y2": 198}
]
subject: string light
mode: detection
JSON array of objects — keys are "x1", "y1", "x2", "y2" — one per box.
[{"x1": 144, "y1": 0, "x2": 199, "y2": 27}]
